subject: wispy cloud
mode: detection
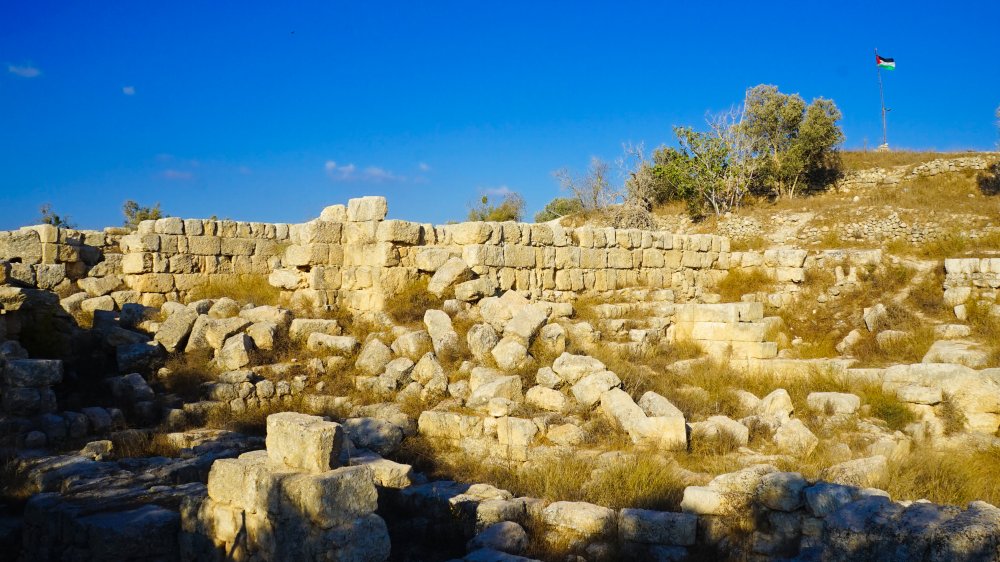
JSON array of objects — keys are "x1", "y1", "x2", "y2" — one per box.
[
  {"x1": 163, "y1": 169, "x2": 193, "y2": 180},
  {"x1": 238, "y1": 165, "x2": 252, "y2": 175},
  {"x1": 122, "y1": 86, "x2": 135, "y2": 96},
  {"x1": 418, "y1": 162, "x2": 431, "y2": 172},
  {"x1": 482, "y1": 185, "x2": 515, "y2": 197},
  {"x1": 325, "y1": 160, "x2": 403, "y2": 183},
  {"x1": 7, "y1": 63, "x2": 40, "y2": 78}
]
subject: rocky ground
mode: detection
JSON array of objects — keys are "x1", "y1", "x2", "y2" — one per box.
[{"x1": 3, "y1": 157, "x2": 1000, "y2": 561}]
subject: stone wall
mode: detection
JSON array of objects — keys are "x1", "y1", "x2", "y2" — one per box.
[{"x1": 0, "y1": 197, "x2": 738, "y2": 314}]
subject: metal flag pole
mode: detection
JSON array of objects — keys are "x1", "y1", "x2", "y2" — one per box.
[{"x1": 875, "y1": 48, "x2": 888, "y2": 150}]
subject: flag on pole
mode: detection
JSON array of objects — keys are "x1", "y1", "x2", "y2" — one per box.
[{"x1": 876, "y1": 54, "x2": 896, "y2": 70}]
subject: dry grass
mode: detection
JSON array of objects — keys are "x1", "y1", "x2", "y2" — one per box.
[
  {"x1": 204, "y1": 395, "x2": 308, "y2": 435},
  {"x1": 186, "y1": 274, "x2": 279, "y2": 307},
  {"x1": 0, "y1": 452, "x2": 34, "y2": 514},
  {"x1": 110, "y1": 430, "x2": 183, "y2": 458},
  {"x1": 160, "y1": 351, "x2": 215, "y2": 401},
  {"x1": 398, "y1": 436, "x2": 692, "y2": 512},
  {"x1": 963, "y1": 300, "x2": 1000, "y2": 367},
  {"x1": 712, "y1": 268, "x2": 777, "y2": 302},
  {"x1": 940, "y1": 393, "x2": 968, "y2": 436},
  {"x1": 883, "y1": 446, "x2": 1000, "y2": 506},
  {"x1": 730, "y1": 235, "x2": 769, "y2": 252},
  {"x1": 849, "y1": 325, "x2": 935, "y2": 368},
  {"x1": 383, "y1": 277, "x2": 444, "y2": 326},
  {"x1": 909, "y1": 264, "x2": 947, "y2": 315}
]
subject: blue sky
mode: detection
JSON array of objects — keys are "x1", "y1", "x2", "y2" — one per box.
[{"x1": 2, "y1": 1, "x2": 998, "y2": 230}]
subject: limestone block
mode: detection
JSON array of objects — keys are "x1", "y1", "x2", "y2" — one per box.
[
  {"x1": 319, "y1": 204, "x2": 347, "y2": 222},
  {"x1": 154, "y1": 308, "x2": 199, "y2": 353},
  {"x1": 571, "y1": 371, "x2": 622, "y2": 408},
  {"x1": 491, "y1": 337, "x2": 528, "y2": 371},
  {"x1": 772, "y1": 419, "x2": 818, "y2": 456},
  {"x1": 503, "y1": 304, "x2": 548, "y2": 346},
  {"x1": 289, "y1": 318, "x2": 341, "y2": 340},
  {"x1": 306, "y1": 333, "x2": 359, "y2": 355},
  {"x1": 343, "y1": 418, "x2": 403, "y2": 456},
  {"x1": 467, "y1": 521, "x2": 530, "y2": 555},
  {"x1": 922, "y1": 340, "x2": 989, "y2": 369},
  {"x1": 495, "y1": 416, "x2": 537, "y2": 461},
  {"x1": 415, "y1": 248, "x2": 457, "y2": 272},
  {"x1": 638, "y1": 391, "x2": 684, "y2": 419},
  {"x1": 268, "y1": 268, "x2": 303, "y2": 290},
  {"x1": 680, "y1": 486, "x2": 725, "y2": 515},
  {"x1": 428, "y1": 257, "x2": 473, "y2": 297},
  {"x1": 468, "y1": 375, "x2": 523, "y2": 408},
  {"x1": 239, "y1": 305, "x2": 294, "y2": 329},
  {"x1": 124, "y1": 273, "x2": 174, "y2": 293},
  {"x1": 541, "y1": 501, "x2": 616, "y2": 539},
  {"x1": 424, "y1": 310, "x2": 460, "y2": 357},
  {"x1": 187, "y1": 236, "x2": 222, "y2": 255},
  {"x1": 807, "y1": 392, "x2": 861, "y2": 415},
  {"x1": 455, "y1": 276, "x2": 498, "y2": 302},
  {"x1": 4, "y1": 359, "x2": 63, "y2": 387},
  {"x1": 525, "y1": 386, "x2": 569, "y2": 413},
  {"x1": 266, "y1": 412, "x2": 344, "y2": 472},
  {"x1": 618, "y1": 508, "x2": 697, "y2": 546},
  {"x1": 205, "y1": 317, "x2": 252, "y2": 349},
  {"x1": 552, "y1": 352, "x2": 606, "y2": 384},
  {"x1": 215, "y1": 333, "x2": 254, "y2": 371},
  {"x1": 418, "y1": 410, "x2": 484, "y2": 439},
  {"x1": 391, "y1": 330, "x2": 433, "y2": 361},
  {"x1": 451, "y1": 222, "x2": 494, "y2": 244},
  {"x1": 466, "y1": 323, "x2": 500, "y2": 361},
  {"x1": 820, "y1": 455, "x2": 888, "y2": 488},
  {"x1": 863, "y1": 303, "x2": 888, "y2": 332},
  {"x1": 280, "y1": 465, "x2": 378, "y2": 527},
  {"x1": 757, "y1": 389, "x2": 794, "y2": 420},
  {"x1": 536, "y1": 323, "x2": 566, "y2": 357},
  {"x1": 690, "y1": 416, "x2": 750, "y2": 448},
  {"x1": 285, "y1": 244, "x2": 328, "y2": 266},
  {"x1": 375, "y1": 219, "x2": 421, "y2": 244},
  {"x1": 356, "y1": 338, "x2": 393, "y2": 376},
  {"x1": 78, "y1": 275, "x2": 122, "y2": 297},
  {"x1": 81, "y1": 295, "x2": 116, "y2": 313},
  {"x1": 895, "y1": 384, "x2": 942, "y2": 405},
  {"x1": 347, "y1": 196, "x2": 388, "y2": 222},
  {"x1": 804, "y1": 482, "x2": 855, "y2": 517}
]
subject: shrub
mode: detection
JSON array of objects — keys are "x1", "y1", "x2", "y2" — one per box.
[
  {"x1": 186, "y1": 275, "x2": 279, "y2": 307},
  {"x1": 468, "y1": 192, "x2": 525, "y2": 222},
  {"x1": 37, "y1": 203, "x2": 75, "y2": 228},
  {"x1": 383, "y1": 277, "x2": 443, "y2": 326},
  {"x1": 534, "y1": 197, "x2": 583, "y2": 222},
  {"x1": 123, "y1": 200, "x2": 164, "y2": 230}
]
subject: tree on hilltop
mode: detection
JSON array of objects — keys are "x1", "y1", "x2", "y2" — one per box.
[
  {"x1": 37, "y1": 203, "x2": 76, "y2": 228},
  {"x1": 468, "y1": 192, "x2": 525, "y2": 222}
]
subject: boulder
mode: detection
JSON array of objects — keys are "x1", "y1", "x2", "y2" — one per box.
[
  {"x1": 922, "y1": 340, "x2": 989, "y2": 369},
  {"x1": 571, "y1": 371, "x2": 622, "y2": 408},
  {"x1": 525, "y1": 386, "x2": 569, "y2": 413},
  {"x1": 690, "y1": 415, "x2": 750, "y2": 448},
  {"x1": 820, "y1": 455, "x2": 888, "y2": 487},
  {"x1": 467, "y1": 521, "x2": 529, "y2": 555},
  {"x1": 215, "y1": 333, "x2": 254, "y2": 371},
  {"x1": 116, "y1": 341, "x2": 165, "y2": 372},
  {"x1": 356, "y1": 338, "x2": 393, "y2": 376},
  {"x1": 772, "y1": 419, "x2": 818, "y2": 456},
  {"x1": 205, "y1": 317, "x2": 252, "y2": 350},
  {"x1": 638, "y1": 391, "x2": 684, "y2": 418},
  {"x1": 547, "y1": 423, "x2": 585, "y2": 446},
  {"x1": 468, "y1": 376, "x2": 523, "y2": 409},
  {"x1": 153, "y1": 308, "x2": 199, "y2": 353},
  {"x1": 807, "y1": 392, "x2": 861, "y2": 415},
  {"x1": 503, "y1": 305, "x2": 549, "y2": 346},
  {"x1": 207, "y1": 297, "x2": 240, "y2": 319},
  {"x1": 391, "y1": 330, "x2": 434, "y2": 361},
  {"x1": 756, "y1": 472, "x2": 807, "y2": 512},
  {"x1": 757, "y1": 389, "x2": 794, "y2": 420},
  {"x1": 347, "y1": 196, "x2": 388, "y2": 221},
  {"x1": 289, "y1": 318, "x2": 341, "y2": 340},
  {"x1": 343, "y1": 417, "x2": 403, "y2": 456},
  {"x1": 266, "y1": 412, "x2": 344, "y2": 472},
  {"x1": 863, "y1": 303, "x2": 888, "y2": 332},
  {"x1": 424, "y1": 310, "x2": 461, "y2": 357},
  {"x1": 491, "y1": 338, "x2": 528, "y2": 371},
  {"x1": 467, "y1": 323, "x2": 500, "y2": 361},
  {"x1": 552, "y1": 352, "x2": 606, "y2": 384},
  {"x1": 427, "y1": 257, "x2": 473, "y2": 297},
  {"x1": 541, "y1": 501, "x2": 616, "y2": 539},
  {"x1": 246, "y1": 321, "x2": 278, "y2": 350},
  {"x1": 618, "y1": 508, "x2": 697, "y2": 546},
  {"x1": 307, "y1": 333, "x2": 360, "y2": 355}
]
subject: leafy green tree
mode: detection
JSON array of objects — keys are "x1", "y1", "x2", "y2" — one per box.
[
  {"x1": 467, "y1": 192, "x2": 525, "y2": 222},
  {"x1": 742, "y1": 84, "x2": 843, "y2": 198},
  {"x1": 652, "y1": 109, "x2": 762, "y2": 217},
  {"x1": 123, "y1": 200, "x2": 164, "y2": 230},
  {"x1": 37, "y1": 203, "x2": 76, "y2": 228},
  {"x1": 534, "y1": 197, "x2": 584, "y2": 222}
]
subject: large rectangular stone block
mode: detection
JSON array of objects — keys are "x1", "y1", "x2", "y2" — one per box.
[
  {"x1": 187, "y1": 236, "x2": 222, "y2": 256},
  {"x1": 280, "y1": 466, "x2": 378, "y2": 528},
  {"x1": 266, "y1": 412, "x2": 344, "y2": 472}
]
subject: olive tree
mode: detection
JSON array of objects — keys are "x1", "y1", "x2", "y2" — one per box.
[
  {"x1": 123, "y1": 200, "x2": 164, "y2": 230},
  {"x1": 742, "y1": 84, "x2": 843, "y2": 198}
]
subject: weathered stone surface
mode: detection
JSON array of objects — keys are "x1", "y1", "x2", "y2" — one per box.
[
  {"x1": 205, "y1": 317, "x2": 252, "y2": 350},
  {"x1": 503, "y1": 305, "x2": 548, "y2": 346},
  {"x1": 418, "y1": 410, "x2": 483, "y2": 439},
  {"x1": 306, "y1": 333, "x2": 359, "y2": 355},
  {"x1": 468, "y1": 375, "x2": 523, "y2": 409},
  {"x1": 280, "y1": 465, "x2": 379, "y2": 528},
  {"x1": 467, "y1": 521, "x2": 530, "y2": 555},
  {"x1": 757, "y1": 388, "x2": 794, "y2": 420},
  {"x1": 391, "y1": 330, "x2": 434, "y2": 361},
  {"x1": 690, "y1": 415, "x2": 750, "y2": 448},
  {"x1": 154, "y1": 308, "x2": 199, "y2": 353},
  {"x1": 428, "y1": 257, "x2": 473, "y2": 297},
  {"x1": 618, "y1": 508, "x2": 697, "y2": 546},
  {"x1": 547, "y1": 423, "x2": 585, "y2": 446},
  {"x1": 807, "y1": 392, "x2": 861, "y2": 415},
  {"x1": 343, "y1": 417, "x2": 403, "y2": 456},
  {"x1": 246, "y1": 321, "x2": 278, "y2": 350},
  {"x1": 820, "y1": 455, "x2": 888, "y2": 487},
  {"x1": 4, "y1": 359, "x2": 63, "y2": 387},
  {"x1": 495, "y1": 416, "x2": 537, "y2": 461},
  {"x1": 468, "y1": 323, "x2": 501, "y2": 361},
  {"x1": 552, "y1": 352, "x2": 606, "y2": 384},
  {"x1": 491, "y1": 338, "x2": 528, "y2": 371},
  {"x1": 772, "y1": 419, "x2": 818, "y2": 456},
  {"x1": 638, "y1": 391, "x2": 684, "y2": 419},
  {"x1": 804, "y1": 482, "x2": 855, "y2": 517},
  {"x1": 117, "y1": 341, "x2": 165, "y2": 372},
  {"x1": 922, "y1": 340, "x2": 989, "y2": 369},
  {"x1": 215, "y1": 333, "x2": 254, "y2": 370},
  {"x1": 525, "y1": 386, "x2": 569, "y2": 413},
  {"x1": 424, "y1": 309, "x2": 460, "y2": 357},
  {"x1": 347, "y1": 196, "x2": 388, "y2": 222},
  {"x1": 239, "y1": 305, "x2": 294, "y2": 329},
  {"x1": 571, "y1": 371, "x2": 622, "y2": 408},
  {"x1": 289, "y1": 318, "x2": 341, "y2": 340},
  {"x1": 78, "y1": 275, "x2": 122, "y2": 297},
  {"x1": 266, "y1": 412, "x2": 344, "y2": 472},
  {"x1": 756, "y1": 472, "x2": 807, "y2": 512},
  {"x1": 542, "y1": 501, "x2": 616, "y2": 539},
  {"x1": 356, "y1": 338, "x2": 393, "y2": 376}
]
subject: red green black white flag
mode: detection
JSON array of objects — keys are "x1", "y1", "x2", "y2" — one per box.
[{"x1": 876, "y1": 54, "x2": 895, "y2": 70}]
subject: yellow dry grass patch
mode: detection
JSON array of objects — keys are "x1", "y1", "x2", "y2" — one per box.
[
  {"x1": 883, "y1": 446, "x2": 1000, "y2": 506},
  {"x1": 712, "y1": 268, "x2": 777, "y2": 302}
]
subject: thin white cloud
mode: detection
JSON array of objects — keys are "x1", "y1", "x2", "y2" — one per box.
[
  {"x1": 122, "y1": 86, "x2": 135, "y2": 95},
  {"x1": 482, "y1": 185, "x2": 515, "y2": 197},
  {"x1": 418, "y1": 162, "x2": 431, "y2": 172},
  {"x1": 325, "y1": 160, "x2": 402, "y2": 183},
  {"x1": 7, "y1": 63, "x2": 40, "y2": 78},
  {"x1": 163, "y1": 169, "x2": 193, "y2": 180},
  {"x1": 238, "y1": 165, "x2": 252, "y2": 175}
]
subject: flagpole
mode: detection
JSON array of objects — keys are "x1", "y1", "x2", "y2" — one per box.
[{"x1": 875, "y1": 48, "x2": 888, "y2": 150}]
